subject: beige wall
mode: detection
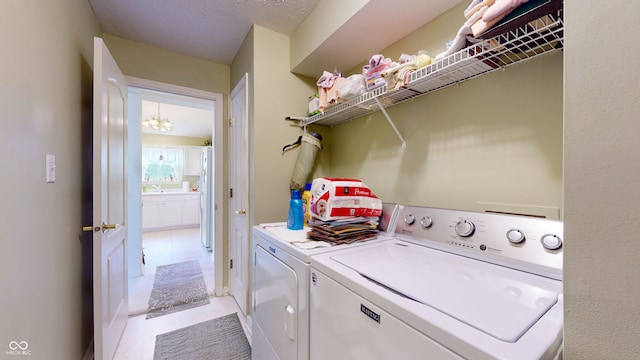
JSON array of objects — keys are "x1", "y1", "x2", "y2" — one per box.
[
  {"x1": 327, "y1": 2, "x2": 563, "y2": 216},
  {"x1": 249, "y1": 26, "x2": 320, "y2": 225},
  {"x1": 290, "y1": 0, "x2": 368, "y2": 71},
  {"x1": 141, "y1": 133, "x2": 207, "y2": 146},
  {"x1": 564, "y1": 2, "x2": 640, "y2": 358},
  {"x1": 103, "y1": 34, "x2": 230, "y2": 96},
  {"x1": 229, "y1": 26, "x2": 318, "y2": 315},
  {"x1": 0, "y1": 0, "x2": 101, "y2": 358}
]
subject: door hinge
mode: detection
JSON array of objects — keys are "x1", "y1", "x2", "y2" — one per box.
[
  {"x1": 230, "y1": 188, "x2": 233, "y2": 198},
  {"x1": 229, "y1": 118, "x2": 233, "y2": 127},
  {"x1": 230, "y1": 259, "x2": 233, "y2": 269}
]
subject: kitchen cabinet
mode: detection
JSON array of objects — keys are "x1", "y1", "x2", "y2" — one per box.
[
  {"x1": 181, "y1": 194, "x2": 200, "y2": 225},
  {"x1": 183, "y1": 146, "x2": 203, "y2": 176},
  {"x1": 142, "y1": 197, "x2": 162, "y2": 229},
  {"x1": 161, "y1": 196, "x2": 183, "y2": 227},
  {"x1": 142, "y1": 193, "x2": 201, "y2": 231}
]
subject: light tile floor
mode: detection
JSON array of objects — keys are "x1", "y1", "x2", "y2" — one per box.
[{"x1": 114, "y1": 227, "x2": 249, "y2": 360}]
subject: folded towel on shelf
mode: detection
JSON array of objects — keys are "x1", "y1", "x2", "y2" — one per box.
[
  {"x1": 381, "y1": 52, "x2": 433, "y2": 90},
  {"x1": 465, "y1": 0, "x2": 495, "y2": 18},
  {"x1": 464, "y1": 0, "x2": 483, "y2": 17},
  {"x1": 451, "y1": 0, "x2": 533, "y2": 46},
  {"x1": 471, "y1": 14, "x2": 505, "y2": 37},
  {"x1": 483, "y1": 0, "x2": 529, "y2": 23},
  {"x1": 397, "y1": 66, "x2": 417, "y2": 89},
  {"x1": 381, "y1": 67, "x2": 404, "y2": 91}
]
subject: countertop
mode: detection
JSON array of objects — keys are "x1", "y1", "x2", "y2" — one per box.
[{"x1": 142, "y1": 190, "x2": 200, "y2": 196}]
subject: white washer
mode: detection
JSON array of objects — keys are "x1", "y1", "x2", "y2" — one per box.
[
  {"x1": 251, "y1": 203, "x2": 400, "y2": 360},
  {"x1": 310, "y1": 206, "x2": 564, "y2": 360}
]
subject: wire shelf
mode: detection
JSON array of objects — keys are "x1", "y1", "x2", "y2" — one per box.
[{"x1": 301, "y1": 8, "x2": 563, "y2": 128}]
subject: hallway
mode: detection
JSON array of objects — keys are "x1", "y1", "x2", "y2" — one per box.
[{"x1": 114, "y1": 228, "x2": 248, "y2": 359}]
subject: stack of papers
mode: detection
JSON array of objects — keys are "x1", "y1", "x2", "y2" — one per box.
[{"x1": 307, "y1": 217, "x2": 379, "y2": 245}]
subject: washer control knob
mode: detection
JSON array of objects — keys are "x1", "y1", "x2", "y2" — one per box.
[
  {"x1": 454, "y1": 220, "x2": 475, "y2": 237},
  {"x1": 404, "y1": 214, "x2": 415, "y2": 225},
  {"x1": 541, "y1": 234, "x2": 563, "y2": 250},
  {"x1": 507, "y1": 229, "x2": 526, "y2": 244},
  {"x1": 420, "y1": 217, "x2": 433, "y2": 229}
]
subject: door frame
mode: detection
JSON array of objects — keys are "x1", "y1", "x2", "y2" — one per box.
[
  {"x1": 228, "y1": 73, "x2": 250, "y2": 316},
  {"x1": 125, "y1": 76, "x2": 225, "y2": 296}
]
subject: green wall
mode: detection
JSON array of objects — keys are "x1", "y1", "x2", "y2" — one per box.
[
  {"x1": 103, "y1": 34, "x2": 230, "y2": 96},
  {"x1": 325, "y1": 2, "x2": 563, "y2": 217},
  {"x1": 0, "y1": 0, "x2": 101, "y2": 358},
  {"x1": 251, "y1": 25, "x2": 322, "y2": 225}
]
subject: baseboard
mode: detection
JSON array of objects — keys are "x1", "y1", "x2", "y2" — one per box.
[
  {"x1": 245, "y1": 314, "x2": 253, "y2": 346},
  {"x1": 82, "y1": 338, "x2": 94, "y2": 360},
  {"x1": 245, "y1": 315, "x2": 253, "y2": 336}
]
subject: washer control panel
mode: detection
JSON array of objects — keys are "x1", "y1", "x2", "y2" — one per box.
[{"x1": 394, "y1": 206, "x2": 564, "y2": 279}]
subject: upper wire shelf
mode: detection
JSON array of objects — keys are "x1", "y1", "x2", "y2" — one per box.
[{"x1": 301, "y1": 8, "x2": 563, "y2": 128}]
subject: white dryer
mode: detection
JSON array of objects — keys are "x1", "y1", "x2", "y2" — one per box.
[
  {"x1": 251, "y1": 203, "x2": 400, "y2": 360},
  {"x1": 310, "y1": 206, "x2": 564, "y2": 360}
]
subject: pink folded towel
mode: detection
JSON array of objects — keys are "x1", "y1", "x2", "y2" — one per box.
[
  {"x1": 465, "y1": 0, "x2": 495, "y2": 19},
  {"x1": 483, "y1": 0, "x2": 528, "y2": 22}
]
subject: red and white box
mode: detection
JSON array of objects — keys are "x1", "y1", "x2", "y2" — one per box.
[{"x1": 309, "y1": 177, "x2": 382, "y2": 221}]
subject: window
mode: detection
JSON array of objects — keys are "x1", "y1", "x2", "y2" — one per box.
[{"x1": 142, "y1": 146, "x2": 183, "y2": 184}]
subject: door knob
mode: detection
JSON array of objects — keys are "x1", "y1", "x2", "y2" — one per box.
[
  {"x1": 82, "y1": 223, "x2": 117, "y2": 233},
  {"x1": 235, "y1": 209, "x2": 247, "y2": 215},
  {"x1": 102, "y1": 222, "x2": 117, "y2": 231}
]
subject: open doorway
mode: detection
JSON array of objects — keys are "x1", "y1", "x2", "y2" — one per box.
[{"x1": 124, "y1": 78, "x2": 224, "y2": 315}]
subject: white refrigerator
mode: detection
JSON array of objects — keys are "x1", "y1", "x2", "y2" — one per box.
[{"x1": 199, "y1": 146, "x2": 213, "y2": 250}]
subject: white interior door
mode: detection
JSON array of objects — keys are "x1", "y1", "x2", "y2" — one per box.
[
  {"x1": 229, "y1": 73, "x2": 249, "y2": 315},
  {"x1": 92, "y1": 37, "x2": 128, "y2": 360}
]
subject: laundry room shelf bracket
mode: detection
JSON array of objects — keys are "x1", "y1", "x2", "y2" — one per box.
[{"x1": 374, "y1": 97, "x2": 406, "y2": 149}]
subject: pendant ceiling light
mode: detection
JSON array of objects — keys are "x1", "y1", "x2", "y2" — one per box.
[{"x1": 142, "y1": 102, "x2": 173, "y2": 131}]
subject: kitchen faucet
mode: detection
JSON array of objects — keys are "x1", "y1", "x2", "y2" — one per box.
[{"x1": 152, "y1": 184, "x2": 163, "y2": 192}]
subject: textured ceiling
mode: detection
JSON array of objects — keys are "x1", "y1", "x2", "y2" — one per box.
[
  {"x1": 90, "y1": 0, "x2": 463, "y2": 75},
  {"x1": 91, "y1": 0, "x2": 463, "y2": 137},
  {"x1": 89, "y1": 0, "x2": 320, "y2": 64}
]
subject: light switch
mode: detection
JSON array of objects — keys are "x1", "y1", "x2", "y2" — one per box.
[{"x1": 46, "y1": 154, "x2": 56, "y2": 183}]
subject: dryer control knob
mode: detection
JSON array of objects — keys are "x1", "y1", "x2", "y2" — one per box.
[
  {"x1": 420, "y1": 217, "x2": 433, "y2": 229},
  {"x1": 455, "y1": 220, "x2": 475, "y2": 237},
  {"x1": 541, "y1": 234, "x2": 563, "y2": 250},
  {"x1": 507, "y1": 229, "x2": 526, "y2": 244},
  {"x1": 404, "y1": 214, "x2": 415, "y2": 225}
]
